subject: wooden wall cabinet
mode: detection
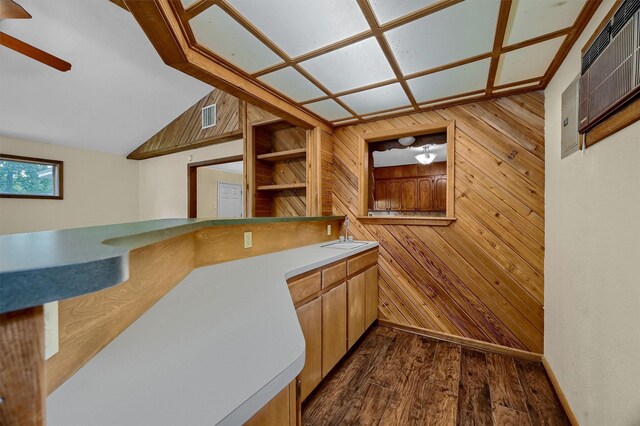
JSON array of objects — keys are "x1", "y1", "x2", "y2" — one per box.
[
  {"x1": 373, "y1": 163, "x2": 447, "y2": 213},
  {"x1": 286, "y1": 249, "x2": 378, "y2": 403}
]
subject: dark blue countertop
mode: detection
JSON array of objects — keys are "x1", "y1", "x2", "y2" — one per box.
[{"x1": 0, "y1": 216, "x2": 343, "y2": 314}]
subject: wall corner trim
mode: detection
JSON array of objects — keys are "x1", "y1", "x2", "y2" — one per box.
[{"x1": 542, "y1": 355, "x2": 580, "y2": 426}]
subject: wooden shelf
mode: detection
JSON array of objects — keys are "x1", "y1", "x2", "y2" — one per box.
[
  {"x1": 256, "y1": 148, "x2": 307, "y2": 162},
  {"x1": 257, "y1": 183, "x2": 307, "y2": 191}
]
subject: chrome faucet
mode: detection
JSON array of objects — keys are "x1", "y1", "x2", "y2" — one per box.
[{"x1": 343, "y1": 217, "x2": 351, "y2": 242}]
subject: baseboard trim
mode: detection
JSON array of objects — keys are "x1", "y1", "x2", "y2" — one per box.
[
  {"x1": 542, "y1": 356, "x2": 580, "y2": 426},
  {"x1": 378, "y1": 320, "x2": 542, "y2": 362}
]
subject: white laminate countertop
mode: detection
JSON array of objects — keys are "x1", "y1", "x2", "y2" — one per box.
[{"x1": 47, "y1": 240, "x2": 378, "y2": 426}]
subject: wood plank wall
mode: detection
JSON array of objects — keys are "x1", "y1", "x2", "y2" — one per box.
[
  {"x1": 128, "y1": 89, "x2": 242, "y2": 159},
  {"x1": 332, "y1": 92, "x2": 545, "y2": 353}
]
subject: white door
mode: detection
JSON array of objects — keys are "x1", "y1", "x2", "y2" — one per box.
[{"x1": 217, "y1": 182, "x2": 243, "y2": 218}]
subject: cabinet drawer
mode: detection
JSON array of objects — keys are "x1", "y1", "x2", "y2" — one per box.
[
  {"x1": 322, "y1": 261, "x2": 346, "y2": 288},
  {"x1": 347, "y1": 250, "x2": 378, "y2": 276},
  {"x1": 288, "y1": 271, "x2": 321, "y2": 305}
]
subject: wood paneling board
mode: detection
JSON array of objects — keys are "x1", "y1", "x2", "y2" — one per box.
[
  {"x1": 46, "y1": 220, "x2": 339, "y2": 394},
  {"x1": 331, "y1": 93, "x2": 545, "y2": 353},
  {"x1": 128, "y1": 89, "x2": 242, "y2": 159},
  {"x1": 0, "y1": 307, "x2": 44, "y2": 426},
  {"x1": 304, "y1": 326, "x2": 570, "y2": 425}
]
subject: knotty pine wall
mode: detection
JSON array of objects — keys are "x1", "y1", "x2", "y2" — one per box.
[{"x1": 332, "y1": 92, "x2": 545, "y2": 353}]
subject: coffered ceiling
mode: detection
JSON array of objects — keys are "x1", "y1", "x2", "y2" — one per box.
[{"x1": 137, "y1": 0, "x2": 599, "y2": 126}]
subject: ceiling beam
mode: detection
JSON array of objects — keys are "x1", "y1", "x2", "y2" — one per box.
[
  {"x1": 486, "y1": 0, "x2": 512, "y2": 95},
  {"x1": 0, "y1": 32, "x2": 71, "y2": 71},
  {"x1": 123, "y1": 0, "x2": 332, "y2": 132},
  {"x1": 356, "y1": 0, "x2": 419, "y2": 111}
]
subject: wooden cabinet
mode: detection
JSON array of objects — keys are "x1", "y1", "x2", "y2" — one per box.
[
  {"x1": 364, "y1": 265, "x2": 379, "y2": 329},
  {"x1": 374, "y1": 180, "x2": 388, "y2": 210},
  {"x1": 295, "y1": 298, "x2": 322, "y2": 401},
  {"x1": 388, "y1": 180, "x2": 402, "y2": 210},
  {"x1": 401, "y1": 180, "x2": 417, "y2": 211},
  {"x1": 321, "y1": 282, "x2": 347, "y2": 377},
  {"x1": 286, "y1": 249, "x2": 378, "y2": 403},
  {"x1": 433, "y1": 175, "x2": 447, "y2": 211},
  {"x1": 348, "y1": 264, "x2": 379, "y2": 348},
  {"x1": 372, "y1": 163, "x2": 447, "y2": 213},
  {"x1": 244, "y1": 380, "x2": 297, "y2": 426},
  {"x1": 347, "y1": 272, "x2": 366, "y2": 348}
]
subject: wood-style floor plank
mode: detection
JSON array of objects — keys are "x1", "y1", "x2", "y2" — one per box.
[
  {"x1": 303, "y1": 326, "x2": 570, "y2": 426},
  {"x1": 457, "y1": 349, "x2": 492, "y2": 426}
]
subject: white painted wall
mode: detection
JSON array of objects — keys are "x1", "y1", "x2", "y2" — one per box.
[
  {"x1": 138, "y1": 140, "x2": 243, "y2": 220},
  {"x1": 544, "y1": 1, "x2": 640, "y2": 424},
  {"x1": 197, "y1": 168, "x2": 243, "y2": 218},
  {"x1": 0, "y1": 135, "x2": 139, "y2": 235}
]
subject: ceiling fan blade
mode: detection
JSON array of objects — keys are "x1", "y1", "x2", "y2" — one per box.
[
  {"x1": 0, "y1": 0, "x2": 32, "y2": 19},
  {"x1": 0, "y1": 32, "x2": 71, "y2": 72}
]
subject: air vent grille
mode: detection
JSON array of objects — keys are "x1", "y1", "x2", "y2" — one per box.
[
  {"x1": 579, "y1": 6, "x2": 640, "y2": 133},
  {"x1": 201, "y1": 104, "x2": 217, "y2": 129},
  {"x1": 612, "y1": 0, "x2": 640, "y2": 37}
]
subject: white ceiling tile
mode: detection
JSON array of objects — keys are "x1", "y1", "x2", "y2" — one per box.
[
  {"x1": 225, "y1": 0, "x2": 370, "y2": 58},
  {"x1": 299, "y1": 38, "x2": 396, "y2": 93},
  {"x1": 305, "y1": 99, "x2": 352, "y2": 121},
  {"x1": 190, "y1": 6, "x2": 282, "y2": 73},
  {"x1": 505, "y1": 0, "x2": 586, "y2": 45},
  {"x1": 369, "y1": 0, "x2": 440, "y2": 24},
  {"x1": 407, "y1": 58, "x2": 490, "y2": 103},
  {"x1": 495, "y1": 36, "x2": 566, "y2": 85},
  {"x1": 258, "y1": 67, "x2": 325, "y2": 102},
  {"x1": 180, "y1": 0, "x2": 196, "y2": 9},
  {"x1": 385, "y1": 0, "x2": 500, "y2": 75},
  {"x1": 339, "y1": 83, "x2": 410, "y2": 115}
]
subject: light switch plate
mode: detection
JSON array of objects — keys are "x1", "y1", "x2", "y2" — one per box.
[
  {"x1": 244, "y1": 231, "x2": 253, "y2": 248},
  {"x1": 44, "y1": 301, "x2": 59, "y2": 359},
  {"x1": 327, "y1": 224, "x2": 332, "y2": 235}
]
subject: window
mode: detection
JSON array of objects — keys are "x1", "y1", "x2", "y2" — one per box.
[
  {"x1": 0, "y1": 154, "x2": 63, "y2": 199},
  {"x1": 357, "y1": 121, "x2": 456, "y2": 226}
]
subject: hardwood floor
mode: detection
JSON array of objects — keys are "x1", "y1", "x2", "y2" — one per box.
[{"x1": 302, "y1": 326, "x2": 569, "y2": 426}]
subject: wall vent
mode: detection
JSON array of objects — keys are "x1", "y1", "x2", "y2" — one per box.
[
  {"x1": 579, "y1": 2, "x2": 640, "y2": 133},
  {"x1": 201, "y1": 104, "x2": 217, "y2": 129}
]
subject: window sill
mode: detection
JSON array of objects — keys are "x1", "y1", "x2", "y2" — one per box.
[{"x1": 356, "y1": 216, "x2": 456, "y2": 226}]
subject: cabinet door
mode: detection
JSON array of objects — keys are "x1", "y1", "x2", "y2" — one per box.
[
  {"x1": 418, "y1": 178, "x2": 434, "y2": 211},
  {"x1": 388, "y1": 180, "x2": 402, "y2": 210},
  {"x1": 401, "y1": 179, "x2": 417, "y2": 211},
  {"x1": 374, "y1": 180, "x2": 388, "y2": 210},
  {"x1": 295, "y1": 298, "x2": 322, "y2": 401},
  {"x1": 364, "y1": 265, "x2": 379, "y2": 329},
  {"x1": 347, "y1": 272, "x2": 366, "y2": 349},
  {"x1": 322, "y1": 282, "x2": 347, "y2": 377},
  {"x1": 433, "y1": 175, "x2": 447, "y2": 212}
]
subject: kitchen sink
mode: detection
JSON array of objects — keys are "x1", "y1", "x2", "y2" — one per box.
[{"x1": 321, "y1": 241, "x2": 368, "y2": 250}]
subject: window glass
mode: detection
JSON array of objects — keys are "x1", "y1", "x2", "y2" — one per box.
[{"x1": 0, "y1": 156, "x2": 61, "y2": 198}]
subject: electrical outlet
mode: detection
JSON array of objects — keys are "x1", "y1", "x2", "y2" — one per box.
[
  {"x1": 244, "y1": 231, "x2": 253, "y2": 248},
  {"x1": 327, "y1": 224, "x2": 332, "y2": 235},
  {"x1": 44, "y1": 301, "x2": 59, "y2": 359}
]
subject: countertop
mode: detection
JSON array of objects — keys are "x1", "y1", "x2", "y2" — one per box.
[
  {"x1": 46, "y1": 240, "x2": 379, "y2": 426},
  {"x1": 0, "y1": 216, "x2": 343, "y2": 313}
]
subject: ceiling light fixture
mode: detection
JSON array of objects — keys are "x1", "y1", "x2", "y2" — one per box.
[
  {"x1": 398, "y1": 136, "x2": 415, "y2": 146},
  {"x1": 415, "y1": 145, "x2": 437, "y2": 165}
]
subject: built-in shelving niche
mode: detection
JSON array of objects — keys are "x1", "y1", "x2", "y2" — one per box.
[{"x1": 252, "y1": 121, "x2": 308, "y2": 217}]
